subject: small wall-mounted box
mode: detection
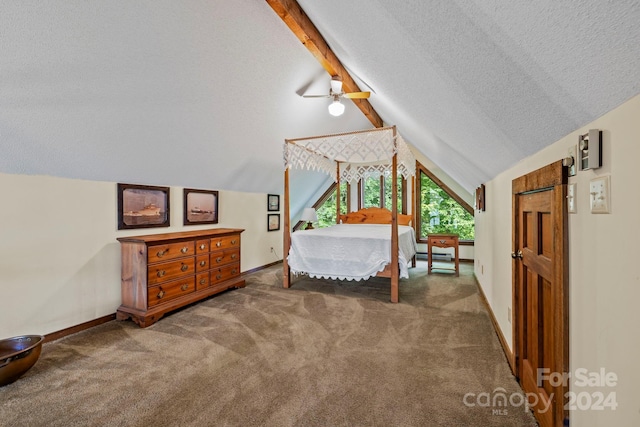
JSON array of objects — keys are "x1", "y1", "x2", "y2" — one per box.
[{"x1": 578, "y1": 129, "x2": 602, "y2": 171}]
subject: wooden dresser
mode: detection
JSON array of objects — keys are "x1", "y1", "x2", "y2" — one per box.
[
  {"x1": 427, "y1": 233, "x2": 459, "y2": 276},
  {"x1": 116, "y1": 228, "x2": 245, "y2": 327}
]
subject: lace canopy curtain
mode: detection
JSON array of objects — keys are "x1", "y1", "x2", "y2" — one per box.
[{"x1": 283, "y1": 126, "x2": 416, "y2": 183}]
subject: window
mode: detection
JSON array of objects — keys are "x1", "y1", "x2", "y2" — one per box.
[
  {"x1": 383, "y1": 175, "x2": 405, "y2": 213},
  {"x1": 416, "y1": 165, "x2": 474, "y2": 241},
  {"x1": 361, "y1": 175, "x2": 381, "y2": 208},
  {"x1": 360, "y1": 174, "x2": 406, "y2": 213},
  {"x1": 315, "y1": 182, "x2": 349, "y2": 228},
  {"x1": 307, "y1": 165, "x2": 471, "y2": 241}
]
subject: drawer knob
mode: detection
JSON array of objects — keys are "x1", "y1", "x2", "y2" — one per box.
[
  {"x1": 157, "y1": 249, "x2": 167, "y2": 258},
  {"x1": 216, "y1": 257, "x2": 223, "y2": 263},
  {"x1": 216, "y1": 241, "x2": 222, "y2": 247},
  {"x1": 157, "y1": 270, "x2": 166, "y2": 277},
  {"x1": 199, "y1": 278, "x2": 206, "y2": 285},
  {"x1": 157, "y1": 290, "x2": 165, "y2": 299},
  {"x1": 200, "y1": 260, "x2": 206, "y2": 267},
  {"x1": 216, "y1": 274, "x2": 222, "y2": 280},
  {"x1": 231, "y1": 253, "x2": 237, "y2": 260},
  {"x1": 181, "y1": 284, "x2": 189, "y2": 291},
  {"x1": 199, "y1": 244, "x2": 206, "y2": 250},
  {"x1": 181, "y1": 264, "x2": 189, "y2": 272},
  {"x1": 181, "y1": 247, "x2": 189, "y2": 254},
  {"x1": 231, "y1": 239, "x2": 237, "y2": 245},
  {"x1": 232, "y1": 269, "x2": 237, "y2": 275}
]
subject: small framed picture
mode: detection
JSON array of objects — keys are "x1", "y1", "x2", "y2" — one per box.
[
  {"x1": 118, "y1": 183, "x2": 170, "y2": 230},
  {"x1": 476, "y1": 184, "x2": 485, "y2": 212},
  {"x1": 267, "y1": 214, "x2": 280, "y2": 231},
  {"x1": 267, "y1": 194, "x2": 280, "y2": 211},
  {"x1": 184, "y1": 188, "x2": 219, "y2": 225}
]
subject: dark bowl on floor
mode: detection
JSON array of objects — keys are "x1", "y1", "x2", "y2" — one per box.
[{"x1": 0, "y1": 335, "x2": 45, "y2": 387}]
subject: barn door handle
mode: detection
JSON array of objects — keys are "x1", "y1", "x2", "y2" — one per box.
[{"x1": 511, "y1": 250, "x2": 523, "y2": 259}]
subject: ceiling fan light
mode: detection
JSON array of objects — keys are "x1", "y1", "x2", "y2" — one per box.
[{"x1": 328, "y1": 100, "x2": 345, "y2": 116}]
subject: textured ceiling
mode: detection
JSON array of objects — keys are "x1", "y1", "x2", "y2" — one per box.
[
  {"x1": 2, "y1": 0, "x2": 639, "y2": 211},
  {"x1": 299, "y1": 0, "x2": 640, "y2": 192}
]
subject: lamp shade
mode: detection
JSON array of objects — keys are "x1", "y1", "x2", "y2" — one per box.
[
  {"x1": 328, "y1": 100, "x2": 345, "y2": 116},
  {"x1": 300, "y1": 207, "x2": 318, "y2": 222}
]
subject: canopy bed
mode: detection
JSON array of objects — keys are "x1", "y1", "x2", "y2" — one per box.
[{"x1": 282, "y1": 126, "x2": 417, "y2": 302}]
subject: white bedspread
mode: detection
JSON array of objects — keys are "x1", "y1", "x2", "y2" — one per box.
[{"x1": 287, "y1": 224, "x2": 418, "y2": 281}]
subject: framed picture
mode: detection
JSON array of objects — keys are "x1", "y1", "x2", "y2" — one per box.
[
  {"x1": 183, "y1": 188, "x2": 219, "y2": 225},
  {"x1": 476, "y1": 184, "x2": 486, "y2": 212},
  {"x1": 267, "y1": 194, "x2": 280, "y2": 211},
  {"x1": 117, "y1": 183, "x2": 170, "y2": 230},
  {"x1": 267, "y1": 214, "x2": 280, "y2": 231}
]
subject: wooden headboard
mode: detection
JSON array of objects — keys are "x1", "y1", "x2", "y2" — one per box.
[{"x1": 339, "y1": 207, "x2": 412, "y2": 226}]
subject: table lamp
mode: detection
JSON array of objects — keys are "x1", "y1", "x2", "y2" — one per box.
[{"x1": 300, "y1": 208, "x2": 318, "y2": 230}]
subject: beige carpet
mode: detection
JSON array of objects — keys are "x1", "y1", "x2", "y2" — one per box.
[{"x1": 0, "y1": 261, "x2": 537, "y2": 426}]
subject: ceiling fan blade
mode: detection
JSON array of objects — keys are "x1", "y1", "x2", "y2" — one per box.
[
  {"x1": 302, "y1": 94, "x2": 331, "y2": 98},
  {"x1": 343, "y1": 91, "x2": 370, "y2": 99}
]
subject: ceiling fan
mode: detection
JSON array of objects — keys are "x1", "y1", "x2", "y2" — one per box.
[{"x1": 302, "y1": 76, "x2": 370, "y2": 116}]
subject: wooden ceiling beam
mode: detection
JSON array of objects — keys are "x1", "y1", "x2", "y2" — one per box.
[{"x1": 266, "y1": 0, "x2": 384, "y2": 128}]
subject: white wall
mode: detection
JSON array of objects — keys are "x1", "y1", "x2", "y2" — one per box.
[
  {"x1": 475, "y1": 94, "x2": 640, "y2": 426},
  {"x1": 0, "y1": 173, "x2": 282, "y2": 339}
]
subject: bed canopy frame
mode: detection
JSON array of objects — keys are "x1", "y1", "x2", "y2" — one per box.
[{"x1": 282, "y1": 125, "x2": 416, "y2": 302}]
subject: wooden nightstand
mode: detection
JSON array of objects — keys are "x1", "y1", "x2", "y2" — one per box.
[{"x1": 427, "y1": 233, "x2": 459, "y2": 276}]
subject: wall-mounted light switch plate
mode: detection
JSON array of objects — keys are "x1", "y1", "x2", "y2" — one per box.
[
  {"x1": 589, "y1": 175, "x2": 610, "y2": 214},
  {"x1": 567, "y1": 183, "x2": 577, "y2": 213}
]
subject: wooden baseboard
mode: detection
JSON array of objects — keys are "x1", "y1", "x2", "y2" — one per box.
[
  {"x1": 243, "y1": 260, "x2": 282, "y2": 275},
  {"x1": 45, "y1": 314, "x2": 116, "y2": 343},
  {"x1": 473, "y1": 273, "x2": 516, "y2": 374},
  {"x1": 43, "y1": 260, "x2": 284, "y2": 342}
]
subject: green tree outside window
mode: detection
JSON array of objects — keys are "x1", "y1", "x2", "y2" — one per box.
[
  {"x1": 316, "y1": 182, "x2": 348, "y2": 228},
  {"x1": 419, "y1": 171, "x2": 474, "y2": 239}
]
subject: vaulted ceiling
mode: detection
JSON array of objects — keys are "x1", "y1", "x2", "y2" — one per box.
[{"x1": 2, "y1": 1, "x2": 639, "y2": 215}]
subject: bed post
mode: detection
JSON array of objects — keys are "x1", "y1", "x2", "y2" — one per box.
[
  {"x1": 390, "y1": 126, "x2": 400, "y2": 303},
  {"x1": 283, "y1": 154, "x2": 291, "y2": 288},
  {"x1": 336, "y1": 162, "x2": 341, "y2": 223},
  {"x1": 411, "y1": 172, "x2": 417, "y2": 268}
]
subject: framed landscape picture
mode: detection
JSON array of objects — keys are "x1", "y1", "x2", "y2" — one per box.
[
  {"x1": 267, "y1": 213, "x2": 280, "y2": 231},
  {"x1": 183, "y1": 188, "x2": 219, "y2": 225},
  {"x1": 267, "y1": 194, "x2": 280, "y2": 211},
  {"x1": 117, "y1": 183, "x2": 170, "y2": 230}
]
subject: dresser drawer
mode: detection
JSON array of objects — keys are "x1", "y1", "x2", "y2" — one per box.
[
  {"x1": 210, "y1": 235, "x2": 240, "y2": 251},
  {"x1": 195, "y1": 272, "x2": 210, "y2": 291},
  {"x1": 428, "y1": 236, "x2": 457, "y2": 248},
  {"x1": 195, "y1": 239, "x2": 210, "y2": 254},
  {"x1": 148, "y1": 277, "x2": 195, "y2": 307},
  {"x1": 195, "y1": 255, "x2": 209, "y2": 272},
  {"x1": 148, "y1": 241, "x2": 195, "y2": 263},
  {"x1": 210, "y1": 248, "x2": 240, "y2": 267},
  {"x1": 210, "y1": 262, "x2": 240, "y2": 285},
  {"x1": 148, "y1": 258, "x2": 195, "y2": 285}
]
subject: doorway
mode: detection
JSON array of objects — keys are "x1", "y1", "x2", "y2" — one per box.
[{"x1": 512, "y1": 160, "x2": 569, "y2": 427}]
